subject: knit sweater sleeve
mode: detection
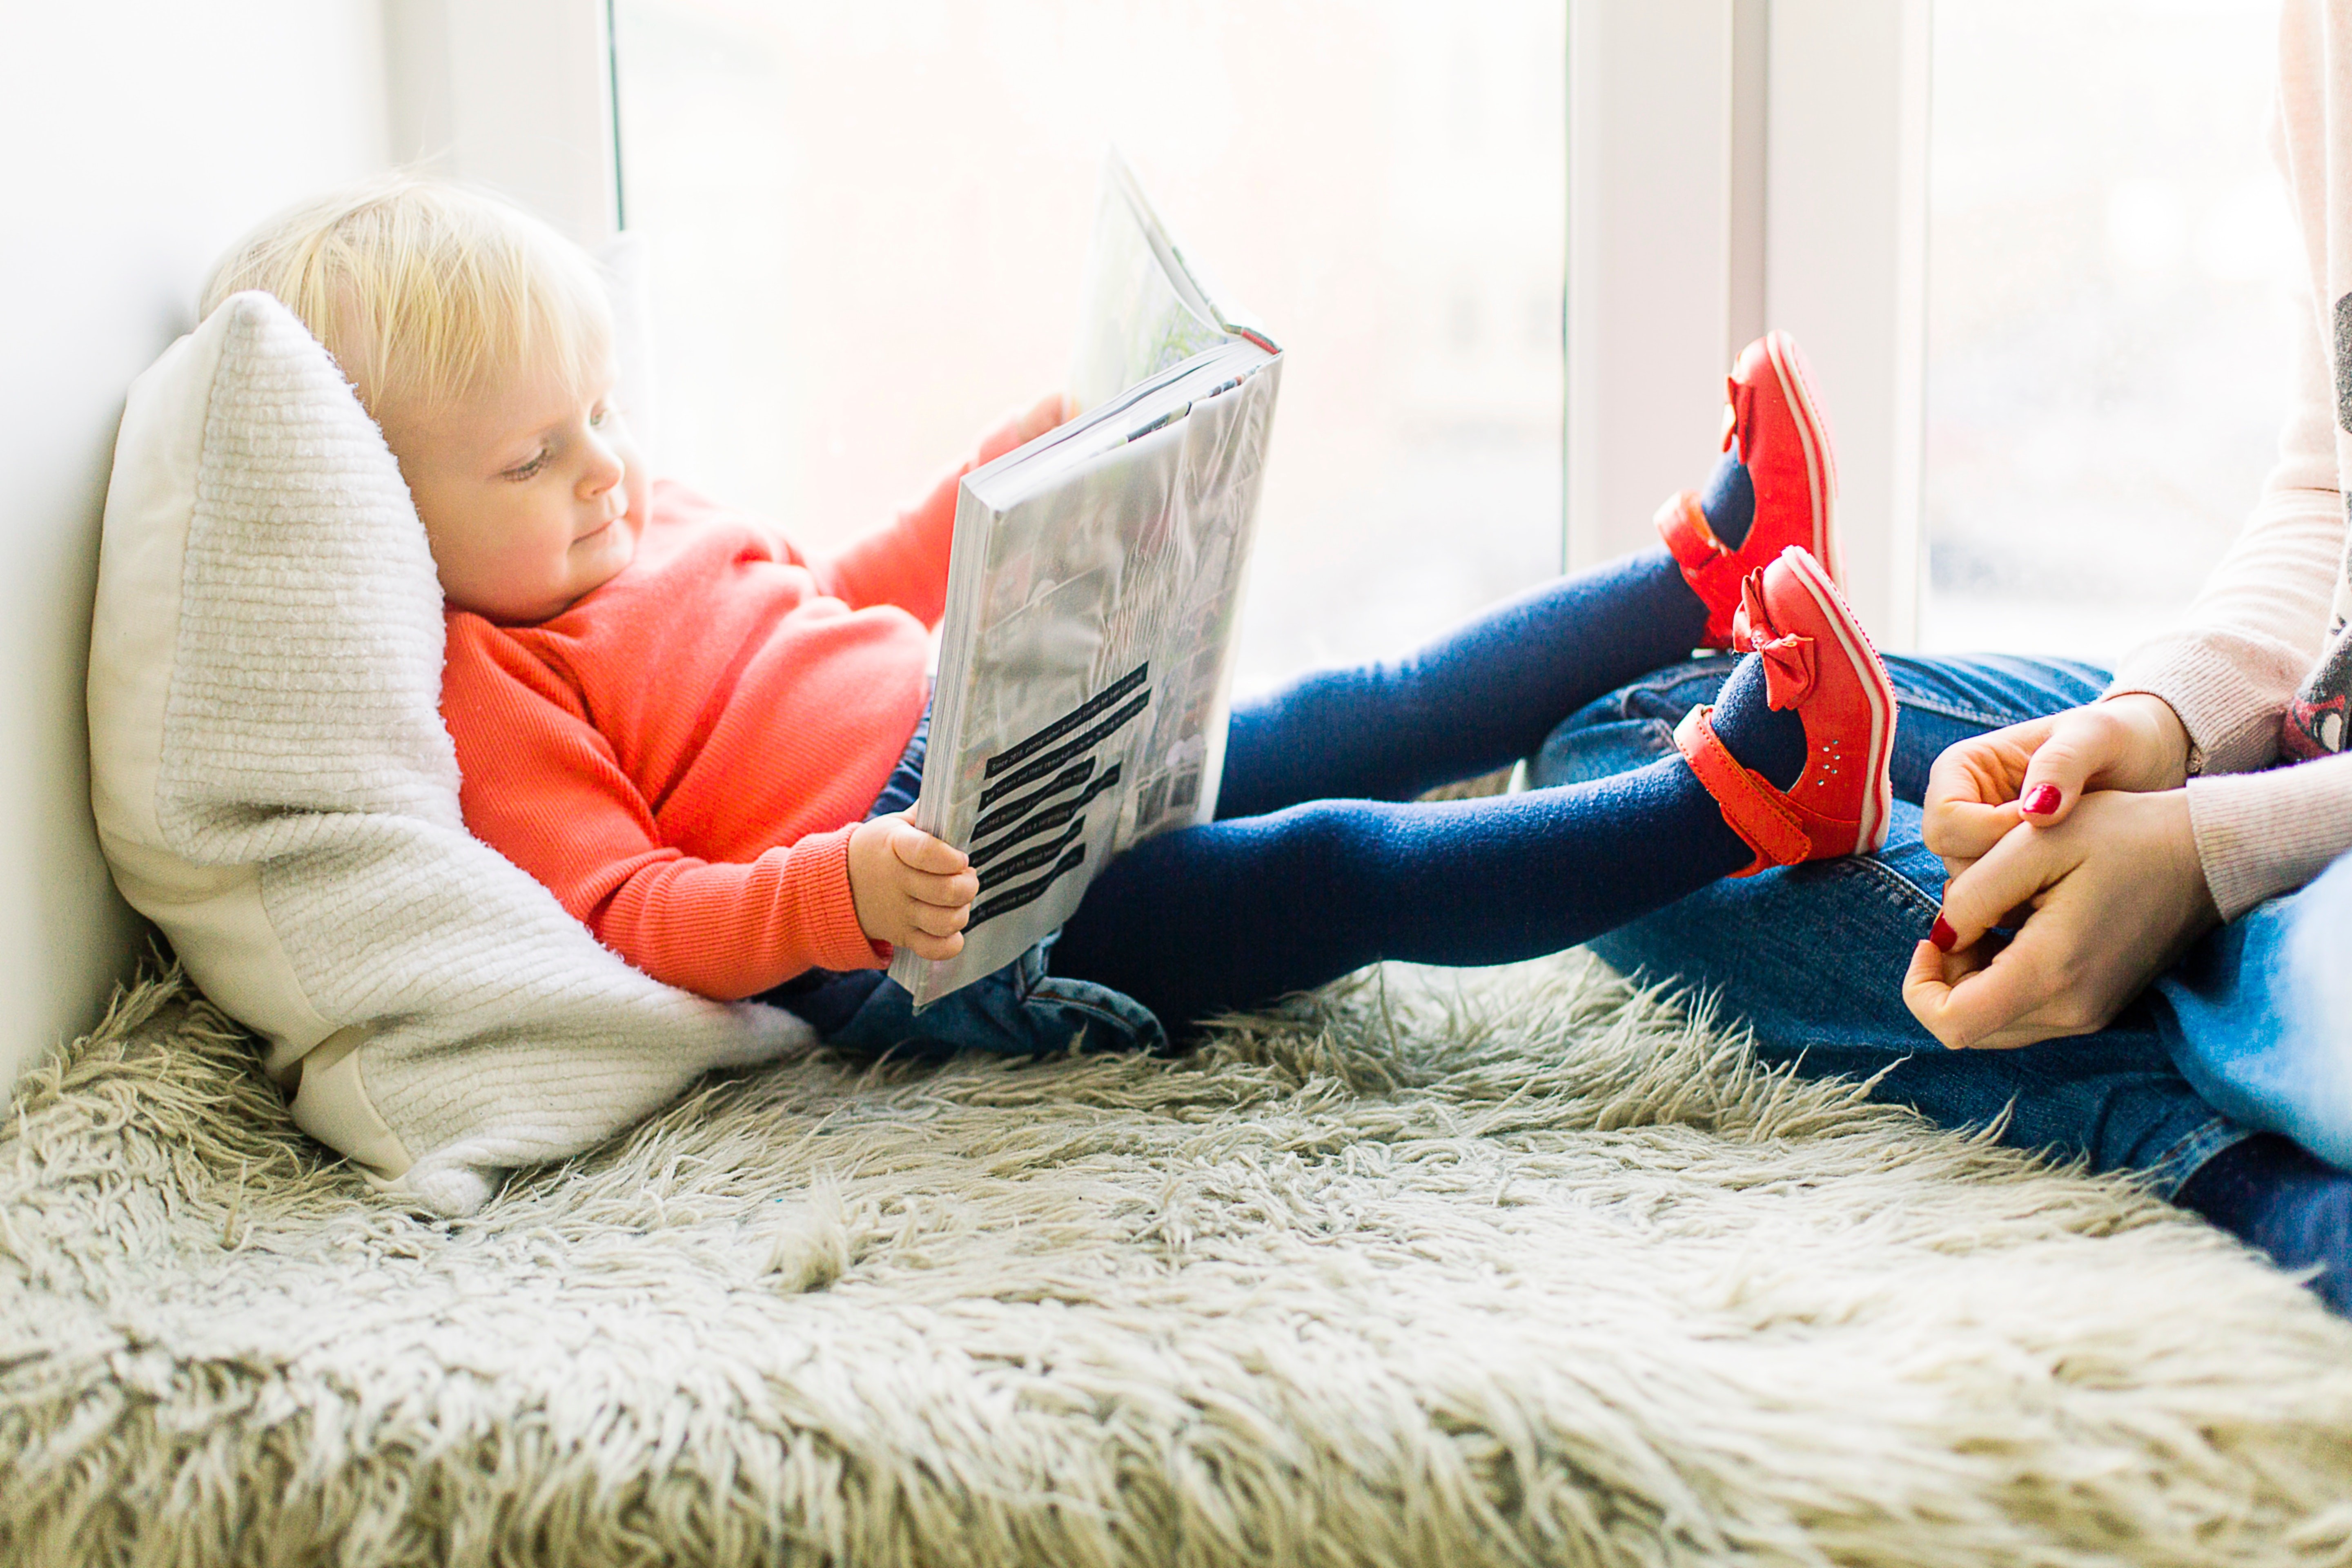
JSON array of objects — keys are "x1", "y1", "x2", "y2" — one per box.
[
  {"x1": 813, "y1": 412, "x2": 1037, "y2": 623},
  {"x1": 443, "y1": 619, "x2": 888, "y2": 1000},
  {"x1": 2099, "y1": 15, "x2": 2352, "y2": 918}
]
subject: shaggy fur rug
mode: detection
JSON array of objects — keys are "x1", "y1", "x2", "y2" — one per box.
[{"x1": 3, "y1": 956, "x2": 2350, "y2": 1568}]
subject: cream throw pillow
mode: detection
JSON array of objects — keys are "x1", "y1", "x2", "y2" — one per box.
[{"x1": 87, "y1": 290, "x2": 813, "y2": 1216}]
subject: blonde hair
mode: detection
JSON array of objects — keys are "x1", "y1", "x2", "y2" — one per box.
[{"x1": 201, "y1": 172, "x2": 613, "y2": 419}]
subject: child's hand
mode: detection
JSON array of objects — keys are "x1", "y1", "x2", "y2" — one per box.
[
  {"x1": 1013, "y1": 391, "x2": 1072, "y2": 444},
  {"x1": 847, "y1": 815, "x2": 978, "y2": 961},
  {"x1": 977, "y1": 393, "x2": 1075, "y2": 466},
  {"x1": 1921, "y1": 695, "x2": 2192, "y2": 881},
  {"x1": 1903, "y1": 788, "x2": 2217, "y2": 1051}
]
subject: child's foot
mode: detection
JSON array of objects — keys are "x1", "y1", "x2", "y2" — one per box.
[
  {"x1": 1675, "y1": 546, "x2": 1895, "y2": 874},
  {"x1": 1656, "y1": 331, "x2": 1843, "y2": 648},
  {"x1": 2176, "y1": 1133, "x2": 2352, "y2": 1316}
]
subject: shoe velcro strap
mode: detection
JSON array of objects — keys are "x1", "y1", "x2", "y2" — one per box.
[
  {"x1": 1674, "y1": 703, "x2": 1809, "y2": 878},
  {"x1": 1653, "y1": 491, "x2": 1745, "y2": 646},
  {"x1": 1654, "y1": 490, "x2": 1719, "y2": 572}
]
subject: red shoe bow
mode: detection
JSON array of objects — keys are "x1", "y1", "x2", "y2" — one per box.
[{"x1": 1731, "y1": 573, "x2": 1816, "y2": 710}]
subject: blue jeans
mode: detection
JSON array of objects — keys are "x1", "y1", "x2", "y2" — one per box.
[
  {"x1": 1532, "y1": 651, "x2": 2321, "y2": 1194},
  {"x1": 2160, "y1": 851, "x2": 2352, "y2": 1172}
]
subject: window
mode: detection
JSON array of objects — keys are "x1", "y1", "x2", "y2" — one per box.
[
  {"x1": 611, "y1": 0, "x2": 1565, "y2": 690},
  {"x1": 1920, "y1": 0, "x2": 2296, "y2": 660}
]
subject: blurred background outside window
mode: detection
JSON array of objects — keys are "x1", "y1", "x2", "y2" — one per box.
[
  {"x1": 1921, "y1": 0, "x2": 2297, "y2": 662},
  {"x1": 612, "y1": 0, "x2": 1566, "y2": 693},
  {"x1": 615, "y1": 0, "x2": 2300, "y2": 684}
]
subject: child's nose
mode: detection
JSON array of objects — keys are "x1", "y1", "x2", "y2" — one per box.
[{"x1": 579, "y1": 440, "x2": 624, "y2": 499}]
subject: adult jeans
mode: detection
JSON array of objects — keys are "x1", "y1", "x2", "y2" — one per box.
[{"x1": 1532, "y1": 651, "x2": 2281, "y2": 1194}]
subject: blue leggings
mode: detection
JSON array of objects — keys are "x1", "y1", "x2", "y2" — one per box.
[{"x1": 1053, "y1": 548, "x2": 1775, "y2": 1031}]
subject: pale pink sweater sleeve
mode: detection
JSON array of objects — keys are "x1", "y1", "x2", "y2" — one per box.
[
  {"x1": 2100, "y1": 290, "x2": 2350, "y2": 916},
  {"x1": 2098, "y1": 16, "x2": 2352, "y2": 919},
  {"x1": 2101, "y1": 289, "x2": 2343, "y2": 778}
]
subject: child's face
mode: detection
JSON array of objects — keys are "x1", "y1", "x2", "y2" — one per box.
[{"x1": 380, "y1": 357, "x2": 650, "y2": 624}]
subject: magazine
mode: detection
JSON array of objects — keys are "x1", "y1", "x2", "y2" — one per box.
[{"x1": 886, "y1": 155, "x2": 1283, "y2": 1008}]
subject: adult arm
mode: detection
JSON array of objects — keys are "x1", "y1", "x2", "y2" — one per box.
[{"x1": 2102, "y1": 292, "x2": 2344, "y2": 775}]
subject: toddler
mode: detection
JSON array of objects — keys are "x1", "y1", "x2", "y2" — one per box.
[{"x1": 201, "y1": 174, "x2": 1892, "y2": 1060}]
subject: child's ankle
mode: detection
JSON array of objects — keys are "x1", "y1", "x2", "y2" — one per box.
[
  {"x1": 1700, "y1": 445, "x2": 1756, "y2": 550},
  {"x1": 1709, "y1": 653, "x2": 1804, "y2": 790}
]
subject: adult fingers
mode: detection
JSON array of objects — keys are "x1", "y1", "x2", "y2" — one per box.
[
  {"x1": 1903, "y1": 927, "x2": 2062, "y2": 1051},
  {"x1": 1902, "y1": 939, "x2": 1964, "y2": 1047},
  {"x1": 1924, "y1": 801, "x2": 2019, "y2": 867},
  {"x1": 2012, "y1": 708, "x2": 2135, "y2": 827},
  {"x1": 1933, "y1": 820, "x2": 2070, "y2": 953},
  {"x1": 1921, "y1": 717, "x2": 2050, "y2": 859}
]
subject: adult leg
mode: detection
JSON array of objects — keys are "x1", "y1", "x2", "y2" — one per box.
[
  {"x1": 2154, "y1": 848, "x2": 2352, "y2": 1170},
  {"x1": 1531, "y1": 653, "x2": 2248, "y2": 1192}
]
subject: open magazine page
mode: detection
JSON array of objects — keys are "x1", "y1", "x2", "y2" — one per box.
[
  {"x1": 890, "y1": 349, "x2": 1281, "y2": 1007},
  {"x1": 1067, "y1": 156, "x2": 1234, "y2": 412}
]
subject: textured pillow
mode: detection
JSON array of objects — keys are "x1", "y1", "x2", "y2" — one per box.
[{"x1": 87, "y1": 291, "x2": 813, "y2": 1216}]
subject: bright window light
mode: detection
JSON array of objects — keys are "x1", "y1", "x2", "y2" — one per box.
[
  {"x1": 611, "y1": 0, "x2": 1564, "y2": 690},
  {"x1": 1921, "y1": 0, "x2": 2298, "y2": 662}
]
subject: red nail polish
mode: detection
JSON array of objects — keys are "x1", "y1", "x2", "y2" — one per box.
[
  {"x1": 1930, "y1": 915, "x2": 1958, "y2": 952},
  {"x1": 2021, "y1": 784, "x2": 2060, "y2": 817}
]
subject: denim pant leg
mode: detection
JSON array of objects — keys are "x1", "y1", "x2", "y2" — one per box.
[
  {"x1": 2157, "y1": 847, "x2": 2352, "y2": 1172},
  {"x1": 1530, "y1": 653, "x2": 2250, "y2": 1194}
]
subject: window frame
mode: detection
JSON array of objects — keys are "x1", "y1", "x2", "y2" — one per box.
[{"x1": 1566, "y1": 0, "x2": 1931, "y2": 648}]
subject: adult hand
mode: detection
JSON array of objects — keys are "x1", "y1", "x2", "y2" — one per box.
[
  {"x1": 848, "y1": 815, "x2": 978, "y2": 961},
  {"x1": 1920, "y1": 693, "x2": 2192, "y2": 880},
  {"x1": 1903, "y1": 788, "x2": 2218, "y2": 1051}
]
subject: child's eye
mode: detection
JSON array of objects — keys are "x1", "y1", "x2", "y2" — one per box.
[
  {"x1": 503, "y1": 450, "x2": 550, "y2": 481},
  {"x1": 589, "y1": 404, "x2": 613, "y2": 429}
]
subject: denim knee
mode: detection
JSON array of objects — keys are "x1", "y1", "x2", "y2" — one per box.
[{"x1": 1535, "y1": 659, "x2": 1733, "y2": 787}]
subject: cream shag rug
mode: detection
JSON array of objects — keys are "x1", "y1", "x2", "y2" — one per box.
[{"x1": 4, "y1": 956, "x2": 2351, "y2": 1568}]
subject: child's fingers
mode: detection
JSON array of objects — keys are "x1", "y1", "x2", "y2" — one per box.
[
  {"x1": 907, "y1": 901, "x2": 969, "y2": 938},
  {"x1": 1018, "y1": 390, "x2": 1070, "y2": 439},
  {"x1": 898, "y1": 930, "x2": 965, "y2": 962},
  {"x1": 901, "y1": 866, "x2": 978, "y2": 908},
  {"x1": 887, "y1": 821, "x2": 969, "y2": 874}
]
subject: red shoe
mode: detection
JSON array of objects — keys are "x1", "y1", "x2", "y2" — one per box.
[
  {"x1": 1655, "y1": 331, "x2": 1842, "y2": 648},
  {"x1": 1673, "y1": 546, "x2": 1894, "y2": 875}
]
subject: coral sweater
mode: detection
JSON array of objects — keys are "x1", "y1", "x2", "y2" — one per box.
[{"x1": 441, "y1": 421, "x2": 1022, "y2": 1001}]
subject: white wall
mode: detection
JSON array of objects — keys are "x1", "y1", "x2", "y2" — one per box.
[{"x1": 0, "y1": 3, "x2": 392, "y2": 1086}]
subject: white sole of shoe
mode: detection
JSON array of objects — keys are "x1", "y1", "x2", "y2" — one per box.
[
  {"x1": 1763, "y1": 332, "x2": 1846, "y2": 592},
  {"x1": 1781, "y1": 545, "x2": 1893, "y2": 855}
]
